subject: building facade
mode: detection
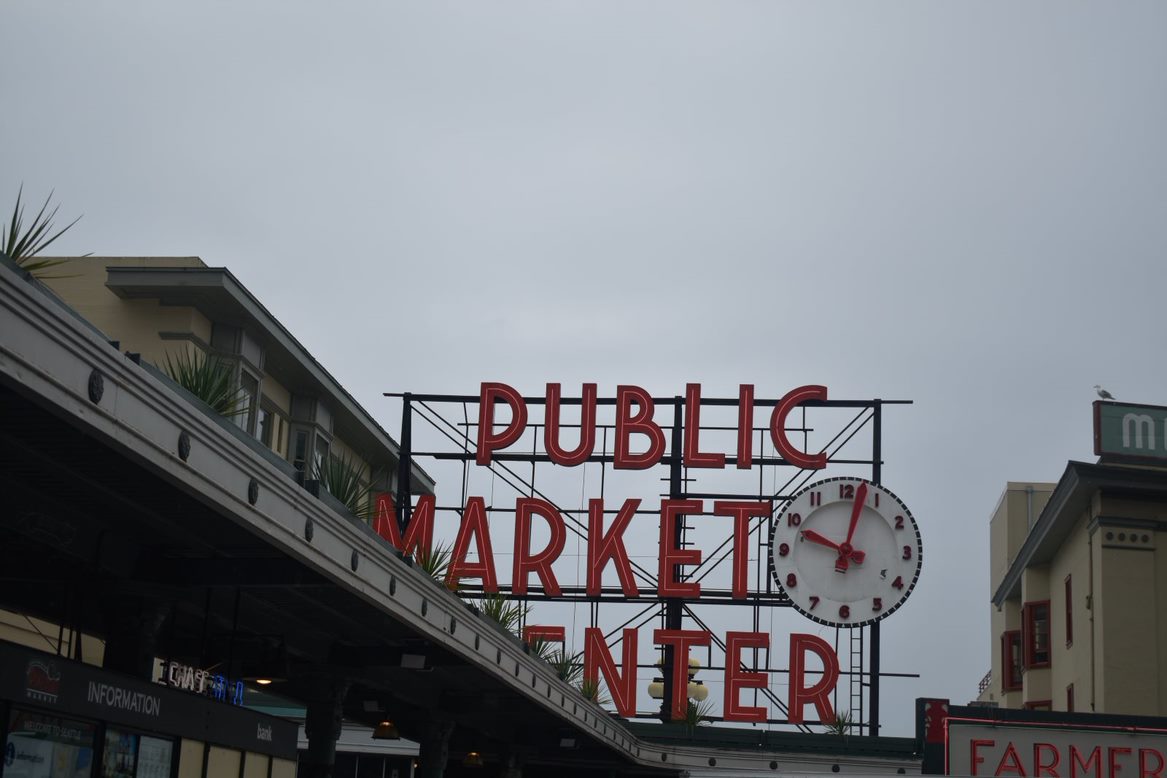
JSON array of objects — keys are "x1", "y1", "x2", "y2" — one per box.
[{"x1": 979, "y1": 437, "x2": 1167, "y2": 714}]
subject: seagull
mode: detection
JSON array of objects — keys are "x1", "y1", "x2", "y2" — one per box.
[{"x1": 1094, "y1": 385, "x2": 1115, "y2": 400}]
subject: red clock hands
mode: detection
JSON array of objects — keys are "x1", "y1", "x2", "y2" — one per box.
[
  {"x1": 800, "y1": 529, "x2": 842, "y2": 552},
  {"x1": 835, "y1": 482, "x2": 868, "y2": 573}
]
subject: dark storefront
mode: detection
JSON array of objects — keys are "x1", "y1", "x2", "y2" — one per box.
[{"x1": 0, "y1": 641, "x2": 297, "y2": 778}]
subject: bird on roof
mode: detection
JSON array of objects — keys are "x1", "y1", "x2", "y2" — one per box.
[{"x1": 1094, "y1": 385, "x2": 1115, "y2": 400}]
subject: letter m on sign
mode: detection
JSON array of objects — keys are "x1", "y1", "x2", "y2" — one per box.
[{"x1": 1123, "y1": 414, "x2": 1155, "y2": 450}]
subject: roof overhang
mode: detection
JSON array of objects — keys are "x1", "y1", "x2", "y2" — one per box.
[
  {"x1": 992, "y1": 460, "x2": 1167, "y2": 606},
  {"x1": 105, "y1": 265, "x2": 434, "y2": 494}
]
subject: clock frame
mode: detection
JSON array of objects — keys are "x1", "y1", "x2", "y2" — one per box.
[{"x1": 769, "y1": 477, "x2": 922, "y2": 628}]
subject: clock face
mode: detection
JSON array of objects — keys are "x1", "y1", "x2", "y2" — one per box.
[{"x1": 769, "y1": 477, "x2": 922, "y2": 628}]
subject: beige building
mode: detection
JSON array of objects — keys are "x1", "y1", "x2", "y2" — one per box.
[{"x1": 979, "y1": 460, "x2": 1167, "y2": 715}]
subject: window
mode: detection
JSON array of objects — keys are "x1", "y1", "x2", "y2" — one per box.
[
  {"x1": 1064, "y1": 575, "x2": 1073, "y2": 647},
  {"x1": 1024, "y1": 601, "x2": 1051, "y2": 668},
  {"x1": 235, "y1": 369, "x2": 260, "y2": 435},
  {"x1": 292, "y1": 428, "x2": 309, "y2": 473},
  {"x1": 258, "y1": 399, "x2": 289, "y2": 457},
  {"x1": 1001, "y1": 630, "x2": 1022, "y2": 691},
  {"x1": 1024, "y1": 700, "x2": 1052, "y2": 711},
  {"x1": 4, "y1": 708, "x2": 96, "y2": 778},
  {"x1": 1067, "y1": 684, "x2": 1075, "y2": 712}
]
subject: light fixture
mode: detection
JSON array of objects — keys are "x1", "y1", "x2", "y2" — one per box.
[
  {"x1": 240, "y1": 638, "x2": 290, "y2": 685},
  {"x1": 687, "y1": 680, "x2": 709, "y2": 702},
  {"x1": 372, "y1": 720, "x2": 400, "y2": 740},
  {"x1": 647, "y1": 678, "x2": 665, "y2": 699},
  {"x1": 462, "y1": 751, "x2": 484, "y2": 768}
]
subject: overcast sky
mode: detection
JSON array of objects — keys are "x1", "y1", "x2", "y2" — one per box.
[{"x1": 5, "y1": 1, "x2": 1167, "y2": 738}]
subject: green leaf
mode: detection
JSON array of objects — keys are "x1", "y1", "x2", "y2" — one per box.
[{"x1": 2, "y1": 186, "x2": 84, "y2": 277}]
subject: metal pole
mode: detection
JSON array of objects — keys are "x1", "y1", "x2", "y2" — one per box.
[
  {"x1": 870, "y1": 400, "x2": 882, "y2": 736},
  {"x1": 396, "y1": 393, "x2": 413, "y2": 534},
  {"x1": 660, "y1": 397, "x2": 685, "y2": 722}
]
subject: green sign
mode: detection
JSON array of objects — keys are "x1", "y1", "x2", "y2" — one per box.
[{"x1": 1094, "y1": 401, "x2": 1167, "y2": 462}]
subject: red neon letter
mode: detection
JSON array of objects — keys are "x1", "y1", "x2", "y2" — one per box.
[
  {"x1": 584, "y1": 627, "x2": 638, "y2": 718},
  {"x1": 587, "y1": 498, "x2": 640, "y2": 597},
  {"x1": 770, "y1": 385, "x2": 828, "y2": 470},
  {"x1": 996, "y1": 743, "x2": 1027, "y2": 777},
  {"x1": 972, "y1": 740, "x2": 997, "y2": 777},
  {"x1": 658, "y1": 500, "x2": 703, "y2": 598},
  {"x1": 476, "y1": 382, "x2": 528, "y2": 465},
  {"x1": 447, "y1": 497, "x2": 498, "y2": 591},
  {"x1": 723, "y1": 631, "x2": 769, "y2": 723},
  {"x1": 787, "y1": 633, "x2": 839, "y2": 724},
  {"x1": 683, "y1": 383, "x2": 725, "y2": 469},
  {"x1": 1110, "y1": 748, "x2": 1133, "y2": 778},
  {"x1": 1071, "y1": 747, "x2": 1101, "y2": 778},
  {"x1": 653, "y1": 629, "x2": 711, "y2": 721},
  {"x1": 544, "y1": 383, "x2": 597, "y2": 466},
  {"x1": 1034, "y1": 743, "x2": 1061, "y2": 777},
  {"x1": 1139, "y1": 749, "x2": 1164, "y2": 778},
  {"x1": 513, "y1": 498, "x2": 566, "y2": 596},
  {"x1": 614, "y1": 385, "x2": 665, "y2": 469},
  {"x1": 737, "y1": 384, "x2": 754, "y2": 469},
  {"x1": 373, "y1": 493, "x2": 435, "y2": 557},
  {"x1": 714, "y1": 501, "x2": 769, "y2": 599}
]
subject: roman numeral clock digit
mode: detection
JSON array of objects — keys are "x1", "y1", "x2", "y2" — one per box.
[{"x1": 769, "y1": 477, "x2": 923, "y2": 628}]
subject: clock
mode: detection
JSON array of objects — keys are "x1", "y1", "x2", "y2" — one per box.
[{"x1": 769, "y1": 477, "x2": 922, "y2": 627}]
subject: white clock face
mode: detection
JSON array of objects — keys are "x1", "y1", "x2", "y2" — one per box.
[{"x1": 769, "y1": 477, "x2": 922, "y2": 628}]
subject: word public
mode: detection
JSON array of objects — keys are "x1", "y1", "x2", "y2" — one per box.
[{"x1": 477, "y1": 382, "x2": 830, "y2": 470}]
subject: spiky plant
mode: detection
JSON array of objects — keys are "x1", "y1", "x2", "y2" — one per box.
[
  {"x1": 679, "y1": 699, "x2": 717, "y2": 733},
  {"x1": 477, "y1": 593, "x2": 529, "y2": 636},
  {"x1": 2, "y1": 187, "x2": 84, "y2": 277},
  {"x1": 824, "y1": 710, "x2": 853, "y2": 737},
  {"x1": 526, "y1": 638, "x2": 557, "y2": 661},
  {"x1": 578, "y1": 678, "x2": 610, "y2": 706},
  {"x1": 547, "y1": 647, "x2": 583, "y2": 684},
  {"x1": 162, "y1": 349, "x2": 248, "y2": 418},
  {"x1": 315, "y1": 451, "x2": 373, "y2": 520},
  {"x1": 415, "y1": 542, "x2": 453, "y2": 581}
]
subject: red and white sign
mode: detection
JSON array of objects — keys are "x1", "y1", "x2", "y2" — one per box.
[{"x1": 948, "y1": 719, "x2": 1167, "y2": 778}]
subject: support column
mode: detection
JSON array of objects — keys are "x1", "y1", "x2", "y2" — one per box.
[
  {"x1": 302, "y1": 676, "x2": 350, "y2": 778},
  {"x1": 416, "y1": 716, "x2": 455, "y2": 778},
  {"x1": 499, "y1": 752, "x2": 524, "y2": 778},
  {"x1": 101, "y1": 586, "x2": 171, "y2": 680}
]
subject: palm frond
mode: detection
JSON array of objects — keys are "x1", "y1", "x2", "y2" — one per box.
[
  {"x1": 315, "y1": 451, "x2": 373, "y2": 520},
  {"x1": 579, "y1": 678, "x2": 610, "y2": 706},
  {"x1": 415, "y1": 541, "x2": 453, "y2": 581},
  {"x1": 679, "y1": 699, "x2": 717, "y2": 730},
  {"x1": 162, "y1": 350, "x2": 248, "y2": 418},
  {"x1": 824, "y1": 710, "x2": 853, "y2": 737},
  {"x1": 547, "y1": 647, "x2": 583, "y2": 684},
  {"x1": 2, "y1": 186, "x2": 84, "y2": 276},
  {"x1": 477, "y1": 593, "x2": 529, "y2": 636}
]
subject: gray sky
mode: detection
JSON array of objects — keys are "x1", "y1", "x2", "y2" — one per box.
[{"x1": 5, "y1": 1, "x2": 1167, "y2": 737}]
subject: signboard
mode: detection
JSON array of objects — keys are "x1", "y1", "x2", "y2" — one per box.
[
  {"x1": 0, "y1": 642, "x2": 296, "y2": 759},
  {"x1": 1094, "y1": 400, "x2": 1167, "y2": 464},
  {"x1": 948, "y1": 719, "x2": 1167, "y2": 778},
  {"x1": 386, "y1": 382, "x2": 918, "y2": 730}
]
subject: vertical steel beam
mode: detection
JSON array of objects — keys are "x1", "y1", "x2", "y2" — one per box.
[{"x1": 396, "y1": 393, "x2": 413, "y2": 534}]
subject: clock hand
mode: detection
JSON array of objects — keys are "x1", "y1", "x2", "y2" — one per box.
[
  {"x1": 844, "y1": 482, "x2": 868, "y2": 547},
  {"x1": 836, "y1": 483, "x2": 869, "y2": 573},
  {"x1": 800, "y1": 529, "x2": 842, "y2": 551}
]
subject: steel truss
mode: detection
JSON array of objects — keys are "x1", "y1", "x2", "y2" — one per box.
[{"x1": 385, "y1": 390, "x2": 910, "y2": 735}]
